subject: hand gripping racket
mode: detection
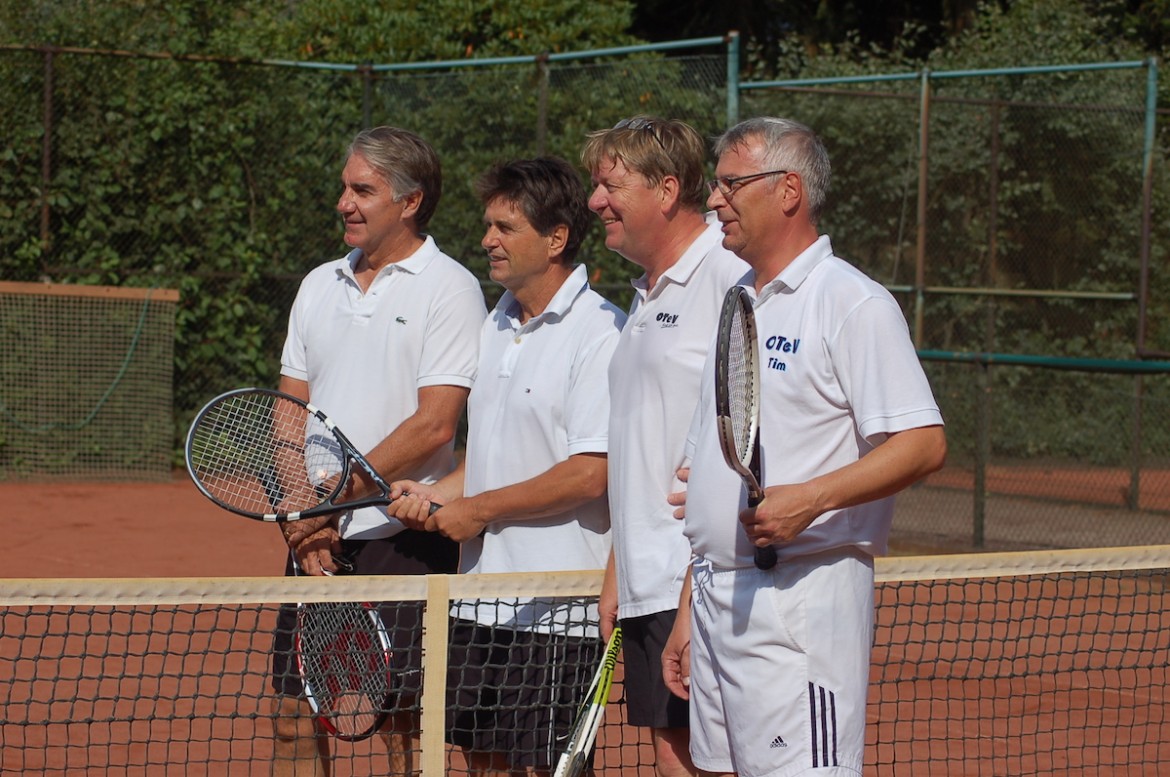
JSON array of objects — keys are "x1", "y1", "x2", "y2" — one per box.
[
  {"x1": 296, "y1": 555, "x2": 394, "y2": 741},
  {"x1": 714, "y1": 287, "x2": 778, "y2": 571},
  {"x1": 185, "y1": 388, "x2": 408, "y2": 522},
  {"x1": 553, "y1": 627, "x2": 623, "y2": 777}
]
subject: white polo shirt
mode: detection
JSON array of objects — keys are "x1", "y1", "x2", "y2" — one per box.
[
  {"x1": 281, "y1": 237, "x2": 487, "y2": 539},
  {"x1": 453, "y1": 264, "x2": 625, "y2": 634},
  {"x1": 683, "y1": 236, "x2": 943, "y2": 567},
  {"x1": 607, "y1": 218, "x2": 748, "y2": 620}
]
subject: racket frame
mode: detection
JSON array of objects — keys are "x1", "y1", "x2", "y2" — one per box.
[
  {"x1": 295, "y1": 596, "x2": 395, "y2": 741},
  {"x1": 552, "y1": 627, "x2": 624, "y2": 777},
  {"x1": 185, "y1": 387, "x2": 396, "y2": 522},
  {"x1": 714, "y1": 287, "x2": 778, "y2": 570}
]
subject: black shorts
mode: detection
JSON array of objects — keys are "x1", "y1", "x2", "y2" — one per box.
[
  {"x1": 270, "y1": 531, "x2": 458, "y2": 704},
  {"x1": 621, "y1": 609, "x2": 690, "y2": 729},
  {"x1": 446, "y1": 619, "x2": 602, "y2": 769}
]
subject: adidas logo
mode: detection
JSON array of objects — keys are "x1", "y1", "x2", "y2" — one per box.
[{"x1": 769, "y1": 735, "x2": 787, "y2": 749}]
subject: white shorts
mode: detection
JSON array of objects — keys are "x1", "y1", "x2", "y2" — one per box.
[{"x1": 688, "y1": 548, "x2": 874, "y2": 777}]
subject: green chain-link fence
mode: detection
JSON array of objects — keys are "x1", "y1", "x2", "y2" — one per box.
[{"x1": 2, "y1": 37, "x2": 1168, "y2": 549}]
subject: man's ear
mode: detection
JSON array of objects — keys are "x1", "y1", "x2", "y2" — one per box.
[
  {"x1": 399, "y1": 189, "x2": 423, "y2": 221},
  {"x1": 547, "y1": 223, "x2": 570, "y2": 259},
  {"x1": 779, "y1": 172, "x2": 803, "y2": 217},
  {"x1": 658, "y1": 175, "x2": 681, "y2": 212}
]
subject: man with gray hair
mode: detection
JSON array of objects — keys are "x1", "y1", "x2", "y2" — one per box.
[
  {"x1": 270, "y1": 126, "x2": 487, "y2": 776},
  {"x1": 663, "y1": 117, "x2": 946, "y2": 776}
]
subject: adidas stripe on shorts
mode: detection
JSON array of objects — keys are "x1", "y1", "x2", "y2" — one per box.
[{"x1": 687, "y1": 548, "x2": 874, "y2": 777}]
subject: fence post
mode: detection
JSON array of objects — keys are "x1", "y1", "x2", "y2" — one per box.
[
  {"x1": 913, "y1": 68, "x2": 931, "y2": 348},
  {"x1": 360, "y1": 62, "x2": 373, "y2": 127},
  {"x1": 40, "y1": 46, "x2": 55, "y2": 273},
  {"x1": 1130, "y1": 58, "x2": 1158, "y2": 509},
  {"x1": 1136, "y1": 57, "x2": 1159, "y2": 356},
  {"x1": 536, "y1": 55, "x2": 550, "y2": 156},
  {"x1": 726, "y1": 30, "x2": 740, "y2": 128},
  {"x1": 976, "y1": 104, "x2": 1000, "y2": 546},
  {"x1": 974, "y1": 359, "x2": 990, "y2": 548},
  {"x1": 1129, "y1": 376, "x2": 1144, "y2": 510}
]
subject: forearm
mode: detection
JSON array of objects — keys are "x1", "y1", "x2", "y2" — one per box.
[
  {"x1": 351, "y1": 384, "x2": 469, "y2": 495},
  {"x1": 752, "y1": 425, "x2": 947, "y2": 546},
  {"x1": 803, "y1": 425, "x2": 946, "y2": 514},
  {"x1": 466, "y1": 452, "x2": 607, "y2": 529},
  {"x1": 416, "y1": 461, "x2": 466, "y2": 505},
  {"x1": 599, "y1": 548, "x2": 619, "y2": 640},
  {"x1": 360, "y1": 414, "x2": 455, "y2": 484},
  {"x1": 662, "y1": 567, "x2": 693, "y2": 700}
]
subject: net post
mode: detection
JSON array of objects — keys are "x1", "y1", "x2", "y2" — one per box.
[{"x1": 419, "y1": 573, "x2": 451, "y2": 777}]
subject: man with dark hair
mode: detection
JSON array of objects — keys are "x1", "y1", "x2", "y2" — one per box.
[
  {"x1": 271, "y1": 126, "x2": 486, "y2": 776},
  {"x1": 387, "y1": 156, "x2": 625, "y2": 775},
  {"x1": 582, "y1": 116, "x2": 746, "y2": 777}
]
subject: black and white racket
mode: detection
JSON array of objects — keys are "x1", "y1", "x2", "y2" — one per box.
[
  {"x1": 295, "y1": 555, "x2": 394, "y2": 741},
  {"x1": 714, "y1": 286, "x2": 777, "y2": 571},
  {"x1": 552, "y1": 627, "x2": 623, "y2": 777},
  {"x1": 185, "y1": 388, "x2": 407, "y2": 522}
]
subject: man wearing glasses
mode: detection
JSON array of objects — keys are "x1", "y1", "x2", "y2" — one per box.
[
  {"x1": 663, "y1": 117, "x2": 946, "y2": 776},
  {"x1": 582, "y1": 116, "x2": 746, "y2": 777}
]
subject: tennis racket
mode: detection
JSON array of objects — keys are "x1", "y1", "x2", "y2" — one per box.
[
  {"x1": 185, "y1": 387, "x2": 416, "y2": 522},
  {"x1": 714, "y1": 286, "x2": 777, "y2": 571},
  {"x1": 552, "y1": 627, "x2": 623, "y2": 777},
  {"x1": 295, "y1": 555, "x2": 394, "y2": 741}
]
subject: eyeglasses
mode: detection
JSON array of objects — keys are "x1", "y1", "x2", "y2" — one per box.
[
  {"x1": 613, "y1": 117, "x2": 666, "y2": 149},
  {"x1": 707, "y1": 169, "x2": 789, "y2": 198}
]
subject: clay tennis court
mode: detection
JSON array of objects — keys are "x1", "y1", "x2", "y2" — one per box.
[
  {"x1": 2, "y1": 471, "x2": 1167, "y2": 775},
  {"x1": 5, "y1": 475, "x2": 288, "y2": 580},
  {"x1": 10, "y1": 463, "x2": 1170, "y2": 578}
]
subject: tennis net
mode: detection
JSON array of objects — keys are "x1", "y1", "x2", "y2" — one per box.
[
  {"x1": 0, "y1": 281, "x2": 178, "y2": 482},
  {"x1": 1, "y1": 548, "x2": 1166, "y2": 776}
]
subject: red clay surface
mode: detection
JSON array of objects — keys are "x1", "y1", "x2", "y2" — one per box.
[
  {"x1": 925, "y1": 464, "x2": 1170, "y2": 512},
  {"x1": 4, "y1": 471, "x2": 288, "y2": 579},
  {"x1": 9, "y1": 464, "x2": 1169, "y2": 580},
  {"x1": 2, "y1": 471, "x2": 1166, "y2": 775}
]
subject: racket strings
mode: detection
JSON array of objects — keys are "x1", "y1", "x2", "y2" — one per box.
[
  {"x1": 299, "y1": 603, "x2": 393, "y2": 735},
  {"x1": 725, "y1": 307, "x2": 757, "y2": 462},
  {"x1": 187, "y1": 392, "x2": 341, "y2": 515}
]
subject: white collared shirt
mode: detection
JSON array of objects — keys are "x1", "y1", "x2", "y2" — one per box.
[
  {"x1": 281, "y1": 236, "x2": 487, "y2": 538},
  {"x1": 606, "y1": 219, "x2": 748, "y2": 618},
  {"x1": 455, "y1": 264, "x2": 626, "y2": 634},
  {"x1": 683, "y1": 235, "x2": 943, "y2": 567}
]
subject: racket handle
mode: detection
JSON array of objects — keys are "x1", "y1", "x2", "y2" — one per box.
[{"x1": 754, "y1": 545, "x2": 778, "y2": 570}]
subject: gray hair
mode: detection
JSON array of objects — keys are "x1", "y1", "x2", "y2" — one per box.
[
  {"x1": 714, "y1": 117, "x2": 831, "y2": 224},
  {"x1": 348, "y1": 127, "x2": 442, "y2": 231}
]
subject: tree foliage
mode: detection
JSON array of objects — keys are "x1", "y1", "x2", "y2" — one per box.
[
  {"x1": 0, "y1": 0, "x2": 682, "y2": 436},
  {"x1": 1, "y1": 0, "x2": 1166, "y2": 464}
]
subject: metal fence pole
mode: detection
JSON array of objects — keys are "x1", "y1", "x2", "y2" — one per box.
[
  {"x1": 913, "y1": 68, "x2": 930, "y2": 348},
  {"x1": 1134, "y1": 58, "x2": 1158, "y2": 356},
  {"x1": 40, "y1": 47, "x2": 55, "y2": 272},
  {"x1": 1130, "y1": 58, "x2": 1159, "y2": 509},
  {"x1": 536, "y1": 55, "x2": 549, "y2": 156},
  {"x1": 726, "y1": 30, "x2": 740, "y2": 128},
  {"x1": 975, "y1": 360, "x2": 990, "y2": 548},
  {"x1": 360, "y1": 63, "x2": 373, "y2": 128}
]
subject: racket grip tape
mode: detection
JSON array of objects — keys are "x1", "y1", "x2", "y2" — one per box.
[{"x1": 754, "y1": 545, "x2": 778, "y2": 570}]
